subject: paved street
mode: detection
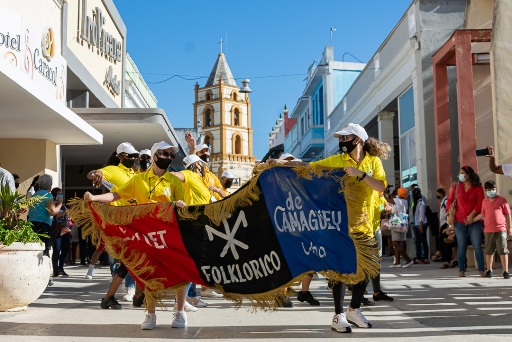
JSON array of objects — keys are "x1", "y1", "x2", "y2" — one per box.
[{"x1": 1, "y1": 256, "x2": 512, "y2": 341}]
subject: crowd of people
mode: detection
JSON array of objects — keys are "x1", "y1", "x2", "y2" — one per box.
[{"x1": 1, "y1": 124, "x2": 512, "y2": 334}]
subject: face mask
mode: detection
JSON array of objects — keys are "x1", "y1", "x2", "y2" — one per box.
[
  {"x1": 436, "y1": 195, "x2": 441, "y2": 199},
  {"x1": 15, "y1": 183, "x2": 19, "y2": 189},
  {"x1": 486, "y1": 190, "x2": 497, "y2": 198},
  {"x1": 139, "y1": 160, "x2": 151, "y2": 171},
  {"x1": 338, "y1": 138, "x2": 357, "y2": 154},
  {"x1": 154, "y1": 156, "x2": 172, "y2": 170},
  {"x1": 121, "y1": 158, "x2": 135, "y2": 168},
  {"x1": 224, "y1": 180, "x2": 233, "y2": 188},
  {"x1": 199, "y1": 154, "x2": 209, "y2": 163},
  {"x1": 458, "y1": 174, "x2": 466, "y2": 182}
]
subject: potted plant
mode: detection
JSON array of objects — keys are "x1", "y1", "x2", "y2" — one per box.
[{"x1": 0, "y1": 186, "x2": 50, "y2": 312}]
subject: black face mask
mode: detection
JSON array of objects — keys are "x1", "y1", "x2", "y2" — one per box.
[
  {"x1": 339, "y1": 138, "x2": 357, "y2": 154},
  {"x1": 436, "y1": 195, "x2": 441, "y2": 199},
  {"x1": 121, "y1": 158, "x2": 135, "y2": 168},
  {"x1": 154, "y1": 156, "x2": 172, "y2": 170},
  {"x1": 224, "y1": 180, "x2": 233, "y2": 188},
  {"x1": 199, "y1": 154, "x2": 209, "y2": 163},
  {"x1": 15, "y1": 183, "x2": 19, "y2": 189},
  {"x1": 140, "y1": 160, "x2": 151, "y2": 171}
]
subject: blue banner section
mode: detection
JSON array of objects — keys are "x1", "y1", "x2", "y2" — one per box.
[{"x1": 258, "y1": 167, "x2": 357, "y2": 277}]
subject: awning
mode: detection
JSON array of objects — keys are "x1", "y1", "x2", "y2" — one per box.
[
  {"x1": 61, "y1": 108, "x2": 187, "y2": 167},
  {"x1": 0, "y1": 61, "x2": 103, "y2": 145}
]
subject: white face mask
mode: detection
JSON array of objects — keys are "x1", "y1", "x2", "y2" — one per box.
[
  {"x1": 458, "y1": 174, "x2": 466, "y2": 182},
  {"x1": 486, "y1": 190, "x2": 497, "y2": 198}
]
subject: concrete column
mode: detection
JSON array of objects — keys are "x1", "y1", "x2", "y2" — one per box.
[
  {"x1": 491, "y1": 0, "x2": 512, "y2": 203},
  {"x1": 378, "y1": 111, "x2": 395, "y2": 187}
]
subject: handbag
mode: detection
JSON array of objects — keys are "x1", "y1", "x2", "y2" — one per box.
[
  {"x1": 446, "y1": 183, "x2": 460, "y2": 226},
  {"x1": 389, "y1": 212, "x2": 409, "y2": 233},
  {"x1": 380, "y1": 218, "x2": 391, "y2": 235}
]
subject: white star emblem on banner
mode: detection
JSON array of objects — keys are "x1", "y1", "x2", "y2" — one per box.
[{"x1": 205, "y1": 210, "x2": 249, "y2": 260}]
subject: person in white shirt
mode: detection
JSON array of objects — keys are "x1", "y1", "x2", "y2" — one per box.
[
  {"x1": 389, "y1": 188, "x2": 413, "y2": 267},
  {"x1": 487, "y1": 146, "x2": 512, "y2": 176}
]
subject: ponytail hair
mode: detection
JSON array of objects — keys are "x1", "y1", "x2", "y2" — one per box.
[
  {"x1": 106, "y1": 151, "x2": 120, "y2": 166},
  {"x1": 363, "y1": 137, "x2": 391, "y2": 160}
]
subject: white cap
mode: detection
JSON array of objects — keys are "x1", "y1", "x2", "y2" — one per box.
[
  {"x1": 116, "y1": 142, "x2": 139, "y2": 155},
  {"x1": 222, "y1": 170, "x2": 235, "y2": 179},
  {"x1": 196, "y1": 144, "x2": 210, "y2": 155},
  {"x1": 183, "y1": 154, "x2": 206, "y2": 168},
  {"x1": 140, "y1": 149, "x2": 151, "y2": 157},
  {"x1": 279, "y1": 153, "x2": 295, "y2": 161},
  {"x1": 332, "y1": 123, "x2": 368, "y2": 142},
  {"x1": 151, "y1": 141, "x2": 178, "y2": 157}
]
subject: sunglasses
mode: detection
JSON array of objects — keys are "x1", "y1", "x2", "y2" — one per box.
[
  {"x1": 120, "y1": 153, "x2": 139, "y2": 159},
  {"x1": 157, "y1": 150, "x2": 176, "y2": 158}
]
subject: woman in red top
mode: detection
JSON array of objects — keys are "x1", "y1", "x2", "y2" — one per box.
[{"x1": 446, "y1": 166, "x2": 485, "y2": 277}]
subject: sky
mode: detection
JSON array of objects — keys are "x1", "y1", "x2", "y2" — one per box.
[{"x1": 114, "y1": 0, "x2": 412, "y2": 159}]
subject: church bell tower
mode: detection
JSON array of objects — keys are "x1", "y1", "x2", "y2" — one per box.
[{"x1": 193, "y1": 52, "x2": 256, "y2": 186}]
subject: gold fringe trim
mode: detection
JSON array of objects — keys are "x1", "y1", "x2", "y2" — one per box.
[{"x1": 67, "y1": 164, "x2": 380, "y2": 311}]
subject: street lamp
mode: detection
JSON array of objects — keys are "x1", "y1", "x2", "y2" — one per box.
[{"x1": 239, "y1": 79, "x2": 252, "y2": 93}]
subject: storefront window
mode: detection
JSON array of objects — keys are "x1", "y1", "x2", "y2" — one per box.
[{"x1": 399, "y1": 87, "x2": 416, "y2": 188}]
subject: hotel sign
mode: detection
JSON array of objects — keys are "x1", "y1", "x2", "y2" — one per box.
[
  {"x1": 79, "y1": 0, "x2": 122, "y2": 63},
  {"x1": 0, "y1": 7, "x2": 67, "y2": 103}
]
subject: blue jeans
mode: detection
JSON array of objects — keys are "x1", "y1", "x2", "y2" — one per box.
[
  {"x1": 413, "y1": 224, "x2": 429, "y2": 260},
  {"x1": 454, "y1": 221, "x2": 484, "y2": 272},
  {"x1": 108, "y1": 255, "x2": 117, "y2": 276},
  {"x1": 125, "y1": 273, "x2": 135, "y2": 289},
  {"x1": 52, "y1": 232, "x2": 71, "y2": 271},
  {"x1": 187, "y1": 283, "x2": 197, "y2": 298}
]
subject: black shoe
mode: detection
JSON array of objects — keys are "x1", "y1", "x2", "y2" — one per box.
[
  {"x1": 485, "y1": 270, "x2": 493, "y2": 278},
  {"x1": 504, "y1": 272, "x2": 510, "y2": 279},
  {"x1": 276, "y1": 295, "x2": 294, "y2": 308},
  {"x1": 58, "y1": 269, "x2": 69, "y2": 277},
  {"x1": 133, "y1": 292, "x2": 145, "y2": 307},
  {"x1": 373, "y1": 292, "x2": 394, "y2": 302},
  {"x1": 101, "y1": 296, "x2": 123, "y2": 309},
  {"x1": 297, "y1": 291, "x2": 320, "y2": 306},
  {"x1": 52, "y1": 271, "x2": 59, "y2": 277},
  {"x1": 362, "y1": 297, "x2": 375, "y2": 306}
]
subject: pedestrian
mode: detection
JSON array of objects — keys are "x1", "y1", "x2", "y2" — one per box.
[
  {"x1": 50, "y1": 187, "x2": 71, "y2": 277},
  {"x1": 389, "y1": 187, "x2": 413, "y2": 268},
  {"x1": 446, "y1": 166, "x2": 485, "y2": 277},
  {"x1": 269, "y1": 122, "x2": 389, "y2": 332},
  {"x1": 472, "y1": 180, "x2": 512, "y2": 279},
  {"x1": 412, "y1": 187, "x2": 429, "y2": 264},
  {"x1": 85, "y1": 141, "x2": 188, "y2": 329},
  {"x1": 85, "y1": 142, "x2": 138, "y2": 287}
]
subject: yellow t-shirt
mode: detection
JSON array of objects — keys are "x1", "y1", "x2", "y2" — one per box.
[
  {"x1": 116, "y1": 168, "x2": 184, "y2": 204},
  {"x1": 99, "y1": 163, "x2": 136, "y2": 206},
  {"x1": 181, "y1": 170, "x2": 211, "y2": 205},
  {"x1": 310, "y1": 152, "x2": 387, "y2": 237},
  {"x1": 202, "y1": 167, "x2": 225, "y2": 201}
]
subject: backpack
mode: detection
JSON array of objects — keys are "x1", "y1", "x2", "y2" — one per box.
[{"x1": 426, "y1": 205, "x2": 439, "y2": 236}]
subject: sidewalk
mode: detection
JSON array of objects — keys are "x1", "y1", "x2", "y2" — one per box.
[{"x1": 1, "y1": 256, "x2": 512, "y2": 341}]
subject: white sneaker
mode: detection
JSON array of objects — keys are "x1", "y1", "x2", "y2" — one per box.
[
  {"x1": 141, "y1": 313, "x2": 156, "y2": 330},
  {"x1": 123, "y1": 287, "x2": 135, "y2": 301},
  {"x1": 331, "y1": 313, "x2": 352, "y2": 333},
  {"x1": 174, "y1": 302, "x2": 197, "y2": 312},
  {"x1": 389, "y1": 263, "x2": 402, "y2": 268},
  {"x1": 85, "y1": 274, "x2": 93, "y2": 280},
  {"x1": 187, "y1": 297, "x2": 208, "y2": 307},
  {"x1": 402, "y1": 260, "x2": 414, "y2": 268},
  {"x1": 346, "y1": 307, "x2": 372, "y2": 328},
  {"x1": 171, "y1": 311, "x2": 187, "y2": 328},
  {"x1": 200, "y1": 287, "x2": 223, "y2": 297}
]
